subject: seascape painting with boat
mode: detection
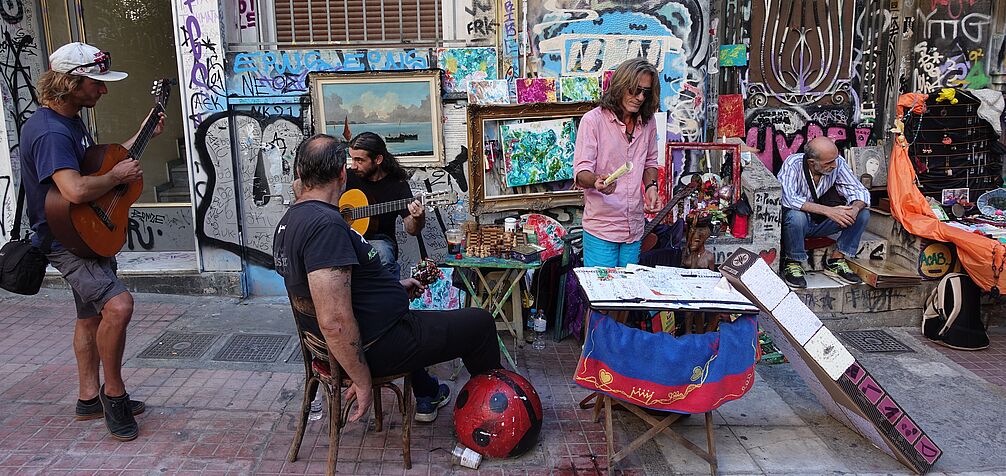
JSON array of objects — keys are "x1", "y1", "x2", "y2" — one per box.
[{"x1": 312, "y1": 71, "x2": 444, "y2": 166}]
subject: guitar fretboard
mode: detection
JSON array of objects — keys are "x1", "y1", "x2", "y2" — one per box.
[
  {"x1": 128, "y1": 103, "x2": 166, "y2": 159},
  {"x1": 349, "y1": 197, "x2": 416, "y2": 220}
]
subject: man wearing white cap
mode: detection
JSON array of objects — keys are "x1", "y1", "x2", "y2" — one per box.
[{"x1": 18, "y1": 42, "x2": 164, "y2": 441}]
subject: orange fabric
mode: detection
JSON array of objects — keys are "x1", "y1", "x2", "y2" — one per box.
[{"x1": 889, "y1": 93, "x2": 1006, "y2": 292}]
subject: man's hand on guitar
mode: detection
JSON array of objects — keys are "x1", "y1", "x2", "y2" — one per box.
[
  {"x1": 407, "y1": 199, "x2": 425, "y2": 219},
  {"x1": 146, "y1": 111, "x2": 166, "y2": 138},
  {"x1": 643, "y1": 186, "x2": 662, "y2": 214},
  {"x1": 110, "y1": 160, "x2": 143, "y2": 185}
]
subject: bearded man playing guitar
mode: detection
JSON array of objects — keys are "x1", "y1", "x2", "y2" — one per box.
[
  {"x1": 345, "y1": 132, "x2": 425, "y2": 277},
  {"x1": 19, "y1": 42, "x2": 164, "y2": 442}
]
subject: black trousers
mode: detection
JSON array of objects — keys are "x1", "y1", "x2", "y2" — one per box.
[{"x1": 365, "y1": 307, "x2": 502, "y2": 397}]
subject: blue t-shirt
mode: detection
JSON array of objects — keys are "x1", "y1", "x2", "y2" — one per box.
[{"x1": 19, "y1": 107, "x2": 94, "y2": 248}]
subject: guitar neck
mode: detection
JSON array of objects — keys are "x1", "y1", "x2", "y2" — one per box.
[
  {"x1": 643, "y1": 184, "x2": 698, "y2": 236},
  {"x1": 127, "y1": 104, "x2": 165, "y2": 159},
  {"x1": 349, "y1": 196, "x2": 416, "y2": 220}
]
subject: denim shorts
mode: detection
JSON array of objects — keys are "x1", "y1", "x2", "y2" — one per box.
[
  {"x1": 582, "y1": 231, "x2": 641, "y2": 268},
  {"x1": 46, "y1": 248, "x2": 128, "y2": 318}
]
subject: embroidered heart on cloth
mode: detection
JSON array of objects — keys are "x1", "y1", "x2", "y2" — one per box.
[{"x1": 599, "y1": 368, "x2": 613, "y2": 385}]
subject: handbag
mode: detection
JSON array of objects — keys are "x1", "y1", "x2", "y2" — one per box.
[{"x1": 0, "y1": 185, "x2": 51, "y2": 295}]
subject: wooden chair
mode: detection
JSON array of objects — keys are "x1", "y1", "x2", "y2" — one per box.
[{"x1": 286, "y1": 295, "x2": 414, "y2": 475}]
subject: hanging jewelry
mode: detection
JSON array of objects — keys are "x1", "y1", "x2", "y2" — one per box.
[{"x1": 991, "y1": 244, "x2": 1005, "y2": 299}]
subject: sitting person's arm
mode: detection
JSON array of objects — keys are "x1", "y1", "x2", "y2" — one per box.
[{"x1": 308, "y1": 265, "x2": 372, "y2": 422}]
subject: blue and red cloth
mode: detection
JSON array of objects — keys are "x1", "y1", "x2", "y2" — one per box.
[{"x1": 574, "y1": 312, "x2": 758, "y2": 414}]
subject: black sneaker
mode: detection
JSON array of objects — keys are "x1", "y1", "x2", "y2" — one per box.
[
  {"x1": 415, "y1": 383, "x2": 451, "y2": 423},
  {"x1": 76, "y1": 396, "x2": 145, "y2": 421},
  {"x1": 98, "y1": 384, "x2": 139, "y2": 441},
  {"x1": 782, "y1": 260, "x2": 807, "y2": 288},
  {"x1": 825, "y1": 258, "x2": 862, "y2": 285}
]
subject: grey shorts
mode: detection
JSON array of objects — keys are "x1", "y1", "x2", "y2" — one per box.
[{"x1": 46, "y1": 248, "x2": 128, "y2": 319}]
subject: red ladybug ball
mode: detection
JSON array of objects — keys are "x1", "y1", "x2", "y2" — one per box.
[{"x1": 453, "y1": 369, "x2": 543, "y2": 458}]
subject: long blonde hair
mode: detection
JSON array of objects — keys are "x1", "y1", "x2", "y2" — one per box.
[
  {"x1": 599, "y1": 58, "x2": 660, "y2": 124},
  {"x1": 37, "y1": 70, "x2": 85, "y2": 108}
]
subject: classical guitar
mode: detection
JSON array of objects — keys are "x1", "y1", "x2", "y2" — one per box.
[
  {"x1": 339, "y1": 188, "x2": 457, "y2": 236},
  {"x1": 45, "y1": 79, "x2": 172, "y2": 258},
  {"x1": 640, "y1": 179, "x2": 700, "y2": 253}
]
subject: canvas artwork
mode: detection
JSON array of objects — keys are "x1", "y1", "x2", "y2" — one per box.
[
  {"x1": 717, "y1": 94, "x2": 745, "y2": 138},
  {"x1": 500, "y1": 118, "x2": 576, "y2": 187},
  {"x1": 311, "y1": 71, "x2": 444, "y2": 166},
  {"x1": 559, "y1": 76, "x2": 601, "y2": 102},
  {"x1": 437, "y1": 47, "x2": 499, "y2": 93},
  {"x1": 468, "y1": 79, "x2": 511, "y2": 105},
  {"x1": 516, "y1": 78, "x2": 558, "y2": 103},
  {"x1": 719, "y1": 44, "x2": 748, "y2": 67},
  {"x1": 410, "y1": 268, "x2": 466, "y2": 310}
]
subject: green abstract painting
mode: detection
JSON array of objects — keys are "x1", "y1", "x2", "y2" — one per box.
[{"x1": 500, "y1": 118, "x2": 577, "y2": 187}]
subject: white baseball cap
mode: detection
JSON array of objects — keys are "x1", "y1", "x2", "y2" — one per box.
[{"x1": 49, "y1": 42, "x2": 128, "y2": 81}]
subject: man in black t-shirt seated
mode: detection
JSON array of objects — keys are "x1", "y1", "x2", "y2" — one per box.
[
  {"x1": 346, "y1": 132, "x2": 425, "y2": 278},
  {"x1": 274, "y1": 134, "x2": 501, "y2": 423}
]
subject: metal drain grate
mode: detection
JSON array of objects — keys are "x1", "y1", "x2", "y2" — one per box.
[
  {"x1": 287, "y1": 346, "x2": 304, "y2": 363},
  {"x1": 838, "y1": 330, "x2": 914, "y2": 353},
  {"x1": 212, "y1": 334, "x2": 290, "y2": 362},
  {"x1": 137, "y1": 332, "x2": 219, "y2": 359}
]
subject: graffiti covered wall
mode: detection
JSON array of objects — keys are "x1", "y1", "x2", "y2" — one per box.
[
  {"x1": 0, "y1": 0, "x2": 44, "y2": 243},
  {"x1": 742, "y1": 0, "x2": 884, "y2": 172},
  {"x1": 911, "y1": 0, "x2": 994, "y2": 93},
  {"x1": 528, "y1": 0, "x2": 711, "y2": 142}
]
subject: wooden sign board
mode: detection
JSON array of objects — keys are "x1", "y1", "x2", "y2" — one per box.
[{"x1": 720, "y1": 248, "x2": 942, "y2": 474}]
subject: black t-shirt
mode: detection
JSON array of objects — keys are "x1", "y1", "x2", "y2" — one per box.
[
  {"x1": 346, "y1": 173, "x2": 413, "y2": 240},
  {"x1": 273, "y1": 200, "x2": 409, "y2": 344}
]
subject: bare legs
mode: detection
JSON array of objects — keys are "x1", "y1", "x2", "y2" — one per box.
[{"x1": 73, "y1": 292, "x2": 134, "y2": 398}]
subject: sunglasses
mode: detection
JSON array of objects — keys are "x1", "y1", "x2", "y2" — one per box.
[
  {"x1": 629, "y1": 86, "x2": 652, "y2": 97},
  {"x1": 68, "y1": 51, "x2": 111, "y2": 75}
]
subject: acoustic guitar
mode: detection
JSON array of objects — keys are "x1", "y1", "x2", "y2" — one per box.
[
  {"x1": 45, "y1": 79, "x2": 172, "y2": 258},
  {"x1": 639, "y1": 179, "x2": 700, "y2": 252},
  {"x1": 339, "y1": 188, "x2": 457, "y2": 236}
]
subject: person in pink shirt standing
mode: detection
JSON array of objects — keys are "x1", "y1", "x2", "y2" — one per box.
[{"x1": 573, "y1": 58, "x2": 663, "y2": 267}]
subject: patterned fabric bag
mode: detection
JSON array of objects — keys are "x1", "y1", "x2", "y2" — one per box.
[{"x1": 574, "y1": 312, "x2": 758, "y2": 413}]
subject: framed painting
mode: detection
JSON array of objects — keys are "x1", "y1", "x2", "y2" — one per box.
[
  {"x1": 310, "y1": 71, "x2": 445, "y2": 166},
  {"x1": 467, "y1": 102, "x2": 595, "y2": 214}
]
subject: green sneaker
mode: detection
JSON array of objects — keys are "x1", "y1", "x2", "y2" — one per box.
[
  {"x1": 782, "y1": 260, "x2": 807, "y2": 288},
  {"x1": 825, "y1": 258, "x2": 862, "y2": 285}
]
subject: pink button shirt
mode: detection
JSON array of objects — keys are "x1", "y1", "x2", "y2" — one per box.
[{"x1": 573, "y1": 107, "x2": 658, "y2": 243}]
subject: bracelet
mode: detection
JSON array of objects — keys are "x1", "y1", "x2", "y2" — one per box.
[{"x1": 644, "y1": 181, "x2": 658, "y2": 190}]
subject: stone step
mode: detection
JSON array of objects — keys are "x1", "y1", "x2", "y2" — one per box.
[{"x1": 792, "y1": 271, "x2": 936, "y2": 329}]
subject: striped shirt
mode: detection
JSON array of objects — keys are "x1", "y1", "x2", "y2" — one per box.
[{"x1": 776, "y1": 153, "x2": 871, "y2": 210}]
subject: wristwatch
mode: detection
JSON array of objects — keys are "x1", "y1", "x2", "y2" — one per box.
[{"x1": 644, "y1": 180, "x2": 658, "y2": 190}]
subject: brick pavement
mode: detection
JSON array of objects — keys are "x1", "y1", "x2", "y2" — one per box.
[
  {"x1": 916, "y1": 326, "x2": 1006, "y2": 390},
  {"x1": 4, "y1": 290, "x2": 1006, "y2": 475},
  {"x1": 0, "y1": 292, "x2": 649, "y2": 475}
]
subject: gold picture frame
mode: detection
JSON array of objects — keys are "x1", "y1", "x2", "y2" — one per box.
[
  {"x1": 467, "y1": 102, "x2": 595, "y2": 214},
  {"x1": 310, "y1": 70, "x2": 445, "y2": 166}
]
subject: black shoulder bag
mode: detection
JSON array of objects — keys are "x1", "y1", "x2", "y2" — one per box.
[
  {"x1": 0, "y1": 184, "x2": 51, "y2": 295},
  {"x1": 802, "y1": 157, "x2": 845, "y2": 224}
]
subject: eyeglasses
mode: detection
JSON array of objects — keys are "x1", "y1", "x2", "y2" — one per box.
[
  {"x1": 68, "y1": 51, "x2": 111, "y2": 75},
  {"x1": 630, "y1": 86, "x2": 652, "y2": 97}
]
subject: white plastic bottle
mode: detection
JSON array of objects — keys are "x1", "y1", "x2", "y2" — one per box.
[
  {"x1": 308, "y1": 390, "x2": 324, "y2": 421},
  {"x1": 533, "y1": 310, "x2": 547, "y2": 350}
]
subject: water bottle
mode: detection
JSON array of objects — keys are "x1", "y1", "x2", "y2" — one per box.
[
  {"x1": 450, "y1": 443, "x2": 482, "y2": 469},
  {"x1": 533, "y1": 311, "x2": 547, "y2": 350},
  {"x1": 525, "y1": 308, "x2": 537, "y2": 345},
  {"x1": 308, "y1": 390, "x2": 324, "y2": 421}
]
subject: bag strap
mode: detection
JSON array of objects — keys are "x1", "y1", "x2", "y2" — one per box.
[
  {"x1": 802, "y1": 157, "x2": 821, "y2": 203},
  {"x1": 12, "y1": 180, "x2": 25, "y2": 241},
  {"x1": 10, "y1": 182, "x2": 52, "y2": 253}
]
